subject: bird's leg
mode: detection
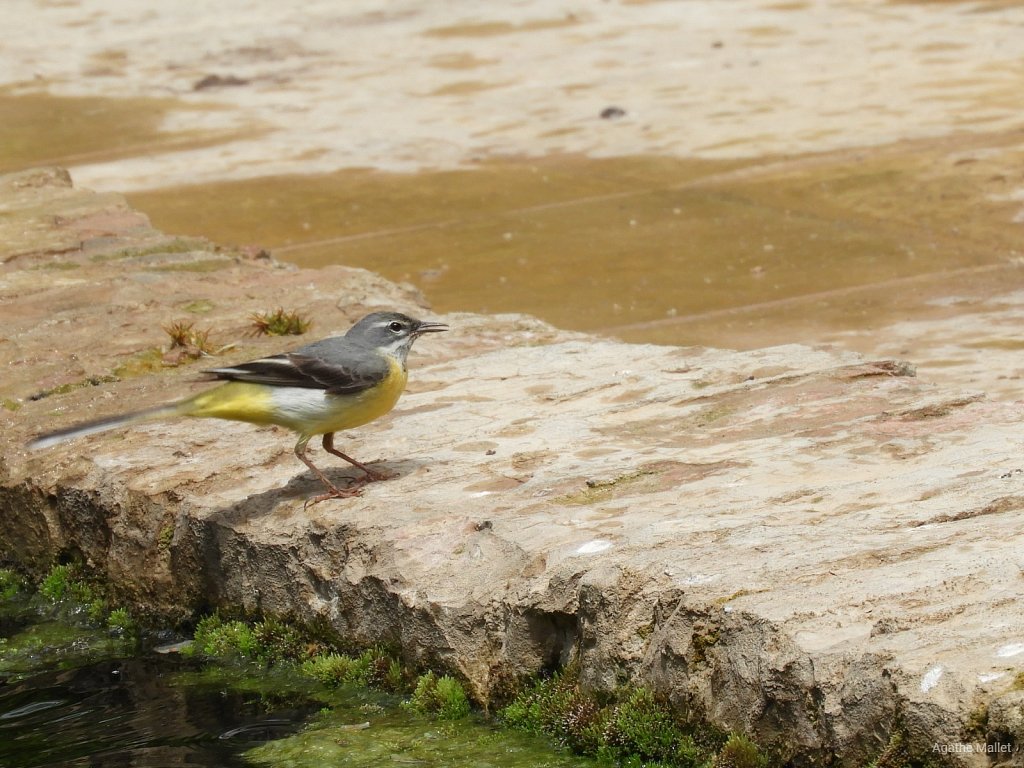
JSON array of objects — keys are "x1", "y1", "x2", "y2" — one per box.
[
  {"x1": 322, "y1": 432, "x2": 393, "y2": 483},
  {"x1": 295, "y1": 435, "x2": 362, "y2": 507}
]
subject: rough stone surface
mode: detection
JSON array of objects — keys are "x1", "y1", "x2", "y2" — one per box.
[{"x1": 3, "y1": 168, "x2": 1024, "y2": 766}]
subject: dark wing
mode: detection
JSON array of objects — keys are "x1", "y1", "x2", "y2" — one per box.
[{"x1": 204, "y1": 344, "x2": 388, "y2": 395}]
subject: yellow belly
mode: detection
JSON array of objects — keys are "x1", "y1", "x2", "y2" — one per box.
[{"x1": 183, "y1": 357, "x2": 408, "y2": 437}]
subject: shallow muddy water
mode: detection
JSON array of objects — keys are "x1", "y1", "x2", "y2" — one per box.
[
  {"x1": 4, "y1": 0, "x2": 1024, "y2": 352},
  {"x1": 125, "y1": 137, "x2": 1024, "y2": 349}
]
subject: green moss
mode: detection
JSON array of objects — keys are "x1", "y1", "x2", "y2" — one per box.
[
  {"x1": 692, "y1": 624, "x2": 720, "y2": 664},
  {"x1": 714, "y1": 734, "x2": 768, "y2": 768},
  {"x1": 500, "y1": 666, "x2": 583, "y2": 736},
  {"x1": 500, "y1": 665, "x2": 768, "y2": 768},
  {"x1": 110, "y1": 347, "x2": 166, "y2": 378},
  {"x1": 302, "y1": 652, "x2": 364, "y2": 686},
  {"x1": 557, "y1": 469, "x2": 654, "y2": 505},
  {"x1": 180, "y1": 299, "x2": 215, "y2": 314},
  {"x1": 187, "y1": 613, "x2": 410, "y2": 700},
  {"x1": 964, "y1": 703, "x2": 988, "y2": 738},
  {"x1": 38, "y1": 564, "x2": 113, "y2": 625},
  {"x1": 40, "y1": 564, "x2": 96, "y2": 605},
  {"x1": 602, "y1": 688, "x2": 701, "y2": 766},
  {"x1": 91, "y1": 238, "x2": 207, "y2": 263},
  {"x1": 86, "y1": 597, "x2": 108, "y2": 623},
  {"x1": 106, "y1": 607, "x2": 137, "y2": 637},
  {"x1": 691, "y1": 404, "x2": 735, "y2": 429},
  {"x1": 188, "y1": 613, "x2": 323, "y2": 668},
  {"x1": 404, "y1": 670, "x2": 472, "y2": 720},
  {"x1": 177, "y1": 612, "x2": 771, "y2": 767},
  {"x1": 1, "y1": 398, "x2": 21, "y2": 411},
  {"x1": 148, "y1": 258, "x2": 230, "y2": 273},
  {"x1": 865, "y1": 732, "x2": 909, "y2": 768},
  {"x1": 157, "y1": 524, "x2": 174, "y2": 552},
  {"x1": 0, "y1": 618, "x2": 126, "y2": 679},
  {"x1": 188, "y1": 613, "x2": 258, "y2": 660},
  {"x1": 863, "y1": 729, "x2": 943, "y2": 768},
  {"x1": 0, "y1": 568, "x2": 26, "y2": 600},
  {"x1": 250, "y1": 615, "x2": 307, "y2": 665}
]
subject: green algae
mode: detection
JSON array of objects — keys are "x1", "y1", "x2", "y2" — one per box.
[
  {"x1": 179, "y1": 298, "x2": 216, "y2": 314},
  {"x1": 0, "y1": 619, "x2": 115, "y2": 679},
  {"x1": 178, "y1": 613, "x2": 591, "y2": 767},
  {"x1": 90, "y1": 237, "x2": 209, "y2": 263},
  {"x1": 109, "y1": 346, "x2": 165, "y2": 378},
  {"x1": 0, "y1": 566, "x2": 138, "y2": 681},
  {"x1": 147, "y1": 258, "x2": 232, "y2": 273},
  {"x1": 246, "y1": 705, "x2": 594, "y2": 768},
  {"x1": 556, "y1": 469, "x2": 657, "y2": 505}
]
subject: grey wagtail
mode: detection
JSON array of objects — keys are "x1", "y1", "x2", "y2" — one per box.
[{"x1": 28, "y1": 311, "x2": 448, "y2": 504}]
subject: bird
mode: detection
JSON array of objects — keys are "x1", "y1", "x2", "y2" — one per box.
[{"x1": 28, "y1": 311, "x2": 448, "y2": 504}]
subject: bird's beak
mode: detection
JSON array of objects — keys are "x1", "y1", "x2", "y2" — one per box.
[{"x1": 414, "y1": 321, "x2": 449, "y2": 335}]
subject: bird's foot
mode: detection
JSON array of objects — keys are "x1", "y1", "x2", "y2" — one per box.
[{"x1": 304, "y1": 484, "x2": 363, "y2": 509}]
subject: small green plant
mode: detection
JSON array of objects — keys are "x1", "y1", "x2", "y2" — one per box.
[
  {"x1": 188, "y1": 613, "x2": 325, "y2": 666},
  {"x1": 0, "y1": 568, "x2": 25, "y2": 600},
  {"x1": 86, "y1": 598, "x2": 108, "y2": 623},
  {"x1": 404, "y1": 671, "x2": 472, "y2": 720},
  {"x1": 865, "y1": 731, "x2": 909, "y2": 768},
  {"x1": 499, "y1": 665, "x2": 761, "y2": 768},
  {"x1": 602, "y1": 688, "x2": 700, "y2": 766},
  {"x1": 249, "y1": 307, "x2": 311, "y2": 336},
  {"x1": 107, "y1": 607, "x2": 137, "y2": 636},
  {"x1": 189, "y1": 613, "x2": 258, "y2": 660},
  {"x1": 250, "y1": 616, "x2": 307, "y2": 665},
  {"x1": 163, "y1": 320, "x2": 215, "y2": 357},
  {"x1": 37, "y1": 564, "x2": 112, "y2": 624},
  {"x1": 714, "y1": 734, "x2": 768, "y2": 768},
  {"x1": 157, "y1": 524, "x2": 174, "y2": 552},
  {"x1": 40, "y1": 564, "x2": 96, "y2": 605},
  {"x1": 500, "y1": 665, "x2": 593, "y2": 738},
  {"x1": 384, "y1": 657, "x2": 405, "y2": 692},
  {"x1": 302, "y1": 652, "x2": 363, "y2": 686},
  {"x1": 39, "y1": 564, "x2": 71, "y2": 601}
]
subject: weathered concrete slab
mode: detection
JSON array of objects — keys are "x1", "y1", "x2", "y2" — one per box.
[{"x1": 2, "y1": 169, "x2": 1024, "y2": 765}]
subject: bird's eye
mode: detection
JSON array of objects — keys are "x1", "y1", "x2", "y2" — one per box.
[{"x1": 388, "y1": 321, "x2": 404, "y2": 333}]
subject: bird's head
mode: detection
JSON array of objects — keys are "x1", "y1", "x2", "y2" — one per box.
[{"x1": 346, "y1": 311, "x2": 448, "y2": 361}]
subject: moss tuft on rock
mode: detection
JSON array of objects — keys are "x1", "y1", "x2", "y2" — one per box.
[
  {"x1": 404, "y1": 670, "x2": 472, "y2": 720},
  {"x1": 501, "y1": 664, "x2": 769, "y2": 768}
]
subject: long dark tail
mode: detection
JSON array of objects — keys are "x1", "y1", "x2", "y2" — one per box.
[{"x1": 27, "y1": 402, "x2": 186, "y2": 450}]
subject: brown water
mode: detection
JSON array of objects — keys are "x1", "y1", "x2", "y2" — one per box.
[
  {"x1": 3, "y1": 90, "x2": 1023, "y2": 351},
  {"x1": 0, "y1": 89, "x2": 253, "y2": 174},
  {"x1": 126, "y1": 133, "x2": 1024, "y2": 349}
]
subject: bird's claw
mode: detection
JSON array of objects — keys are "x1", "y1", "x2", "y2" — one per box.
[{"x1": 304, "y1": 484, "x2": 363, "y2": 509}]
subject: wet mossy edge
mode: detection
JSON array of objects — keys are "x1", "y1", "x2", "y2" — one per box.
[{"x1": 0, "y1": 563, "x2": 959, "y2": 768}]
